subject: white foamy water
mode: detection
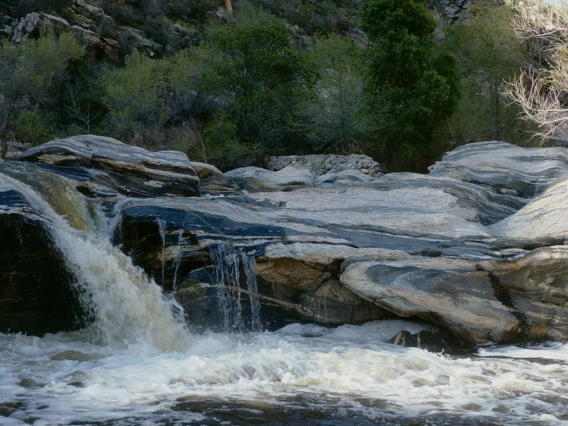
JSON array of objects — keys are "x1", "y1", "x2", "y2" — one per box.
[{"x1": 2, "y1": 322, "x2": 568, "y2": 425}]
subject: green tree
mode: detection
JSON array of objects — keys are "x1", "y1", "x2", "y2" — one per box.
[
  {"x1": 360, "y1": 0, "x2": 460, "y2": 170},
  {"x1": 199, "y1": 5, "x2": 312, "y2": 152},
  {"x1": 99, "y1": 50, "x2": 170, "y2": 149},
  {"x1": 442, "y1": 2, "x2": 529, "y2": 147},
  {"x1": 0, "y1": 30, "x2": 85, "y2": 157},
  {"x1": 302, "y1": 36, "x2": 379, "y2": 154}
]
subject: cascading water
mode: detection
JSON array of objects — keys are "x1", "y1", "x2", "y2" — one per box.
[
  {"x1": 209, "y1": 244, "x2": 262, "y2": 333},
  {"x1": 0, "y1": 171, "x2": 190, "y2": 351}
]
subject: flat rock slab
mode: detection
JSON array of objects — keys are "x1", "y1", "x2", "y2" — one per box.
[
  {"x1": 225, "y1": 165, "x2": 315, "y2": 192},
  {"x1": 19, "y1": 135, "x2": 200, "y2": 197}
]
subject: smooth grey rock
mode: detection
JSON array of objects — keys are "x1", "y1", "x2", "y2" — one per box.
[
  {"x1": 315, "y1": 169, "x2": 375, "y2": 187},
  {"x1": 341, "y1": 258, "x2": 523, "y2": 344},
  {"x1": 192, "y1": 162, "x2": 240, "y2": 196},
  {"x1": 429, "y1": 141, "x2": 568, "y2": 198},
  {"x1": 4, "y1": 138, "x2": 561, "y2": 345},
  {"x1": 19, "y1": 135, "x2": 200, "y2": 198},
  {"x1": 225, "y1": 165, "x2": 314, "y2": 192},
  {"x1": 490, "y1": 175, "x2": 568, "y2": 240},
  {"x1": 481, "y1": 246, "x2": 568, "y2": 341}
]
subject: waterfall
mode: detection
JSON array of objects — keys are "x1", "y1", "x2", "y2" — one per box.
[
  {"x1": 0, "y1": 172, "x2": 190, "y2": 351},
  {"x1": 172, "y1": 229, "x2": 184, "y2": 290},
  {"x1": 209, "y1": 245, "x2": 262, "y2": 333}
]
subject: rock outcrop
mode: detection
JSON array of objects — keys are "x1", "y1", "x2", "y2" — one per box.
[
  {"x1": 5, "y1": 138, "x2": 568, "y2": 352},
  {"x1": 430, "y1": 0, "x2": 471, "y2": 23},
  {"x1": 0, "y1": 162, "x2": 83, "y2": 335},
  {"x1": 112, "y1": 141, "x2": 568, "y2": 347},
  {"x1": 18, "y1": 135, "x2": 200, "y2": 198},
  {"x1": 268, "y1": 154, "x2": 383, "y2": 178},
  {"x1": 8, "y1": 10, "x2": 119, "y2": 58}
]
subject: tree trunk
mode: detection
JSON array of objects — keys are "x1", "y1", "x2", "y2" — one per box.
[
  {"x1": 0, "y1": 100, "x2": 15, "y2": 159},
  {"x1": 223, "y1": 0, "x2": 233, "y2": 14}
]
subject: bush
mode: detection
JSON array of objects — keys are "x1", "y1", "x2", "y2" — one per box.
[
  {"x1": 14, "y1": 109, "x2": 55, "y2": 145},
  {"x1": 99, "y1": 50, "x2": 169, "y2": 148},
  {"x1": 204, "y1": 110, "x2": 260, "y2": 170},
  {"x1": 301, "y1": 35, "x2": 378, "y2": 153},
  {"x1": 442, "y1": 2, "x2": 530, "y2": 147}
]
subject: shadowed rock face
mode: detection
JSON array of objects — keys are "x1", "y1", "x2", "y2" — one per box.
[{"x1": 0, "y1": 171, "x2": 81, "y2": 335}]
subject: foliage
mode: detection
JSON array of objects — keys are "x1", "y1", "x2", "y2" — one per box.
[
  {"x1": 3, "y1": 0, "x2": 73, "y2": 18},
  {"x1": 506, "y1": 0, "x2": 568, "y2": 145},
  {"x1": 198, "y1": 4, "x2": 313, "y2": 152},
  {"x1": 0, "y1": 30, "x2": 85, "y2": 156},
  {"x1": 13, "y1": 109, "x2": 55, "y2": 145},
  {"x1": 360, "y1": 0, "x2": 461, "y2": 170},
  {"x1": 301, "y1": 36, "x2": 379, "y2": 153},
  {"x1": 251, "y1": 0, "x2": 359, "y2": 34},
  {"x1": 203, "y1": 110, "x2": 260, "y2": 170},
  {"x1": 99, "y1": 50, "x2": 170, "y2": 148},
  {"x1": 440, "y1": 2, "x2": 532, "y2": 149}
]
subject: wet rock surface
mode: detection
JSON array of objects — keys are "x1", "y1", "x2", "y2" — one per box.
[{"x1": 0, "y1": 163, "x2": 82, "y2": 335}]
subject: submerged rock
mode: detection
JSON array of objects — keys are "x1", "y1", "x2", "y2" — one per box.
[{"x1": 388, "y1": 327, "x2": 473, "y2": 354}]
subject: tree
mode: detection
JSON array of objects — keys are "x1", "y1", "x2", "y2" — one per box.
[
  {"x1": 199, "y1": 4, "x2": 312, "y2": 152},
  {"x1": 506, "y1": 0, "x2": 568, "y2": 145},
  {"x1": 99, "y1": 50, "x2": 170, "y2": 149},
  {"x1": 302, "y1": 35, "x2": 379, "y2": 154},
  {"x1": 360, "y1": 0, "x2": 460, "y2": 170},
  {"x1": 0, "y1": 30, "x2": 85, "y2": 157},
  {"x1": 442, "y1": 2, "x2": 529, "y2": 146}
]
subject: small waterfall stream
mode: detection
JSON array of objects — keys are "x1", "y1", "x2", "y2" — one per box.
[
  {"x1": 3, "y1": 167, "x2": 568, "y2": 425},
  {"x1": 209, "y1": 244, "x2": 262, "y2": 333}
]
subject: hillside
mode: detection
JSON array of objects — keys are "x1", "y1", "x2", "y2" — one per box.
[{"x1": 0, "y1": 0, "x2": 536, "y2": 171}]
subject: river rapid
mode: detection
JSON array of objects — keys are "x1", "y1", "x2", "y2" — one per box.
[{"x1": 2, "y1": 323, "x2": 568, "y2": 425}]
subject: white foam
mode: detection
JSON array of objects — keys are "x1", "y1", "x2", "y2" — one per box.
[{"x1": 2, "y1": 324, "x2": 568, "y2": 424}]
